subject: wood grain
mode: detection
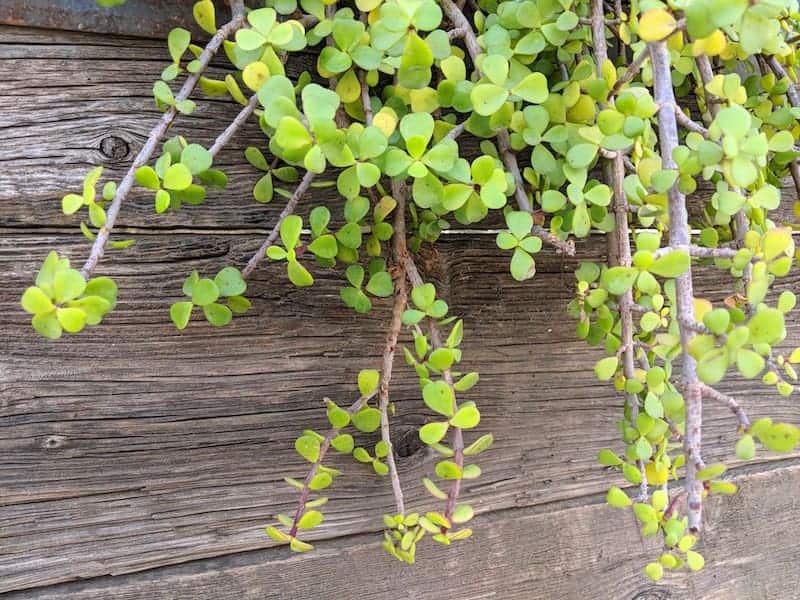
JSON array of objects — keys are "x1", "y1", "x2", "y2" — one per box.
[
  {"x1": 1, "y1": 26, "x2": 797, "y2": 233},
  {"x1": 2, "y1": 22, "x2": 800, "y2": 600},
  {"x1": 2, "y1": 232, "x2": 800, "y2": 594},
  {"x1": 3, "y1": 464, "x2": 800, "y2": 600}
]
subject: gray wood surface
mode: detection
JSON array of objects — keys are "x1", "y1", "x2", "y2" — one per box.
[{"x1": 2, "y1": 24, "x2": 800, "y2": 600}]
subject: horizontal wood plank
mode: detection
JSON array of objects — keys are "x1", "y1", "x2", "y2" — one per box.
[
  {"x1": 2, "y1": 233, "x2": 799, "y2": 593},
  {"x1": 0, "y1": 26, "x2": 796, "y2": 234},
  {"x1": 4, "y1": 463, "x2": 800, "y2": 600}
]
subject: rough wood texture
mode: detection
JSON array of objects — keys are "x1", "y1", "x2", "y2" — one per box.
[{"x1": 2, "y1": 23, "x2": 800, "y2": 600}]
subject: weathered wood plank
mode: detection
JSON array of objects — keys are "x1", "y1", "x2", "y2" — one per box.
[
  {"x1": 2, "y1": 232, "x2": 799, "y2": 593},
  {"x1": 0, "y1": 26, "x2": 796, "y2": 233},
  {"x1": 4, "y1": 463, "x2": 800, "y2": 600},
  {"x1": 0, "y1": 0, "x2": 202, "y2": 39}
]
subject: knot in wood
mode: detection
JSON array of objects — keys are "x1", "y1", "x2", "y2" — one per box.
[
  {"x1": 42, "y1": 435, "x2": 67, "y2": 450},
  {"x1": 100, "y1": 135, "x2": 130, "y2": 161},
  {"x1": 393, "y1": 425, "x2": 425, "y2": 458}
]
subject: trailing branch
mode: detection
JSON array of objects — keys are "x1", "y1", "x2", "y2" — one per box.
[
  {"x1": 209, "y1": 94, "x2": 260, "y2": 157},
  {"x1": 287, "y1": 390, "x2": 378, "y2": 538},
  {"x1": 241, "y1": 170, "x2": 315, "y2": 278},
  {"x1": 592, "y1": 0, "x2": 646, "y2": 499},
  {"x1": 79, "y1": 14, "x2": 246, "y2": 278},
  {"x1": 394, "y1": 180, "x2": 465, "y2": 526},
  {"x1": 699, "y1": 384, "x2": 750, "y2": 430},
  {"x1": 650, "y1": 40, "x2": 704, "y2": 533}
]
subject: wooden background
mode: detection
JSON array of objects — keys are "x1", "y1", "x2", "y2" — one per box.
[{"x1": 2, "y1": 4, "x2": 800, "y2": 598}]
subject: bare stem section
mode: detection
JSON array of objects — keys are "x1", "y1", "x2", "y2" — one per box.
[
  {"x1": 241, "y1": 170, "x2": 316, "y2": 279},
  {"x1": 650, "y1": 41, "x2": 703, "y2": 532},
  {"x1": 80, "y1": 15, "x2": 246, "y2": 277}
]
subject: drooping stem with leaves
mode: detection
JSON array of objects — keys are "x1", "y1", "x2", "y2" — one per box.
[{"x1": 19, "y1": 0, "x2": 800, "y2": 581}]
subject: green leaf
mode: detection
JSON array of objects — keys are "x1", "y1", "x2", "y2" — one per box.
[
  {"x1": 366, "y1": 271, "x2": 394, "y2": 297},
  {"x1": 191, "y1": 278, "x2": 220, "y2": 306},
  {"x1": 85, "y1": 277, "x2": 117, "y2": 308},
  {"x1": 308, "y1": 234, "x2": 337, "y2": 259},
  {"x1": 62, "y1": 193, "x2": 84, "y2": 215},
  {"x1": 287, "y1": 259, "x2": 314, "y2": 287},
  {"x1": 470, "y1": 84, "x2": 508, "y2": 117},
  {"x1": 419, "y1": 421, "x2": 449, "y2": 445},
  {"x1": 295, "y1": 434, "x2": 321, "y2": 462},
  {"x1": 597, "y1": 449, "x2": 622, "y2": 466},
  {"x1": 748, "y1": 308, "x2": 785, "y2": 345},
  {"x1": 600, "y1": 266, "x2": 638, "y2": 295},
  {"x1": 56, "y1": 307, "x2": 86, "y2": 333},
  {"x1": 227, "y1": 295, "x2": 251, "y2": 314},
  {"x1": 606, "y1": 486, "x2": 632, "y2": 508},
  {"x1": 331, "y1": 433, "x2": 354, "y2": 453},
  {"x1": 685, "y1": 550, "x2": 704, "y2": 572},
  {"x1": 649, "y1": 250, "x2": 690, "y2": 278},
  {"x1": 435, "y1": 460, "x2": 462, "y2": 480},
  {"x1": 450, "y1": 403, "x2": 480, "y2": 429},
  {"x1": 736, "y1": 434, "x2": 756, "y2": 460},
  {"x1": 326, "y1": 400, "x2": 350, "y2": 429},
  {"x1": 170, "y1": 301, "x2": 193, "y2": 330},
  {"x1": 32, "y1": 311, "x2": 62, "y2": 339},
  {"x1": 510, "y1": 248, "x2": 536, "y2": 281},
  {"x1": 214, "y1": 267, "x2": 246, "y2": 297},
  {"x1": 463, "y1": 433, "x2": 493, "y2": 456},
  {"x1": 352, "y1": 407, "x2": 381, "y2": 432},
  {"x1": 645, "y1": 562, "x2": 663, "y2": 582},
  {"x1": 280, "y1": 215, "x2": 303, "y2": 249},
  {"x1": 594, "y1": 356, "x2": 619, "y2": 381},
  {"x1": 251, "y1": 173, "x2": 273, "y2": 203},
  {"x1": 697, "y1": 348, "x2": 728, "y2": 384},
  {"x1": 736, "y1": 349, "x2": 765, "y2": 379},
  {"x1": 358, "y1": 369, "x2": 380, "y2": 396},
  {"x1": 566, "y1": 144, "x2": 597, "y2": 169},
  {"x1": 696, "y1": 463, "x2": 726, "y2": 481},
  {"x1": 193, "y1": 0, "x2": 217, "y2": 34},
  {"x1": 53, "y1": 269, "x2": 86, "y2": 303},
  {"x1": 297, "y1": 510, "x2": 323, "y2": 530},
  {"x1": 512, "y1": 72, "x2": 549, "y2": 104},
  {"x1": 168, "y1": 27, "x2": 191, "y2": 63},
  {"x1": 181, "y1": 144, "x2": 213, "y2": 175},
  {"x1": 155, "y1": 189, "x2": 171, "y2": 213},
  {"x1": 203, "y1": 302, "x2": 232, "y2": 326},
  {"x1": 163, "y1": 163, "x2": 193, "y2": 190},
  {"x1": 423, "y1": 380, "x2": 455, "y2": 417},
  {"x1": 411, "y1": 283, "x2": 436, "y2": 310},
  {"x1": 21, "y1": 286, "x2": 54, "y2": 315}
]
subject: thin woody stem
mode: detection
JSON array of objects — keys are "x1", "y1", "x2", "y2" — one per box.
[
  {"x1": 79, "y1": 14, "x2": 246, "y2": 278},
  {"x1": 241, "y1": 170, "x2": 315, "y2": 279},
  {"x1": 699, "y1": 384, "x2": 750, "y2": 430},
  {"x1": 376, "y1": 196, "x2": 413, "y2": 517},
  {"x1": 288, "y1": 391, "x2": 377, "y2": 538},
  {"x1": 592, "y1": 0, "x2": 646, "y2": 498},
  {"x1": 610, "y1": 50, "x2": 650, "y2": 97},
  {"x1": 209, "y1": 94, "x2": 260, "y2": 157},
  {"x1": 393, "y1": 180, "x2": 464, "y2": 525},
  {"x1": 651, "y1": 40, "x2": 704, "y2": 533}
]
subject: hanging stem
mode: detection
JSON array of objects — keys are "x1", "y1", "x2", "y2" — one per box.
[
  {"x1": 651, "y1": 41, "x2": 704, "y2": 533},
  {"x1": 80, "y1": 14, "x2": 246, "y2": 278},
  {"x1": 376, "y1": 195, "x2": 413, "y2": 517},
  {"x1": 394, "y1": 180, "x2": 465, "y2": 525},
  {"x1": 287, "y1": 390, "x2": 378, "y2": 538},
  {"x1": 241, "y1": 170, "x2": 315, "y2": 279},
  {"x1": 592, "y1": 0, "x2": 646, "y2": 499}
]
